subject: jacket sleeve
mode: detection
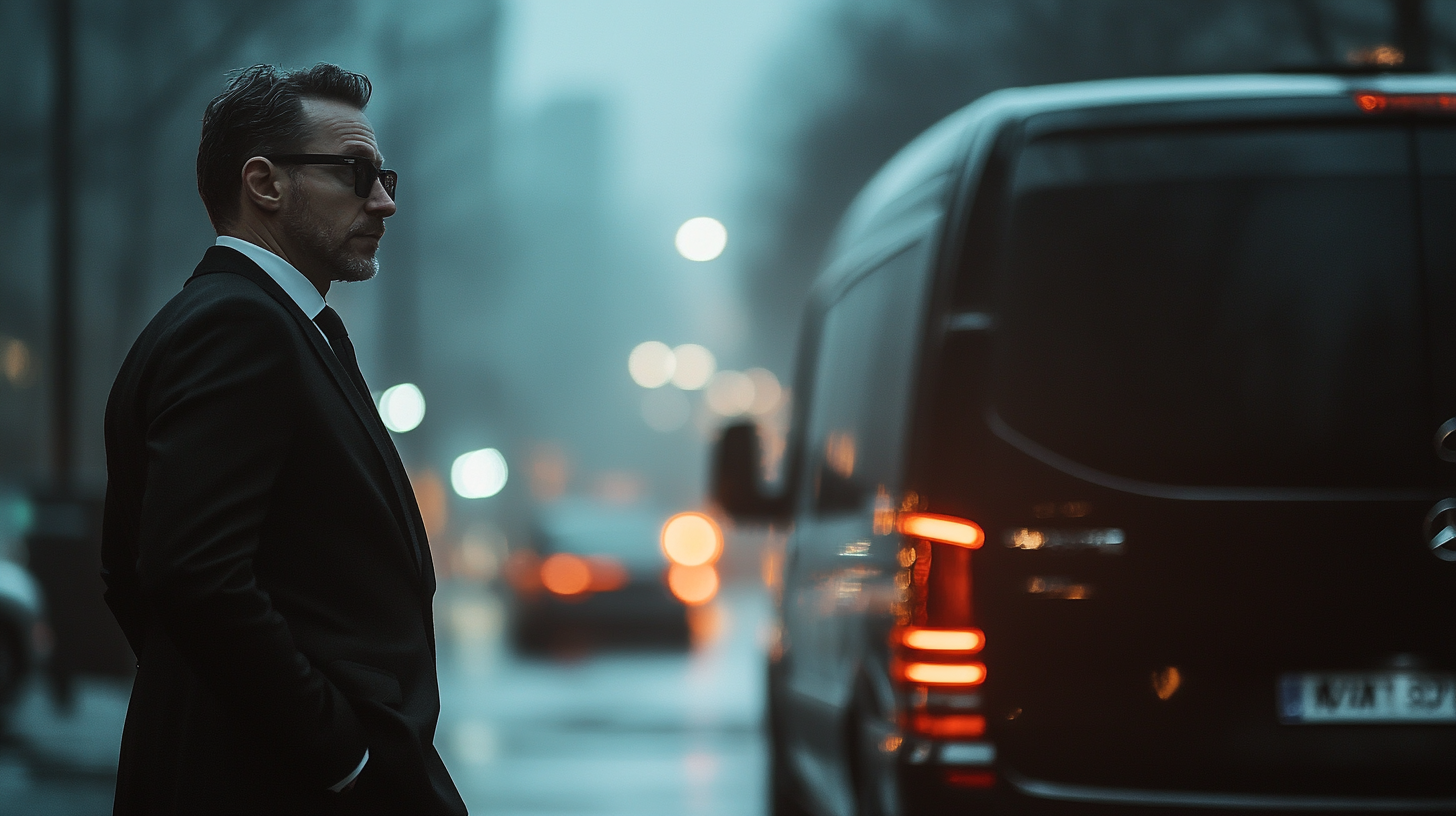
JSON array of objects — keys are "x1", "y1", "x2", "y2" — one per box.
[
  {"x1": 100, "y1": 478, "x2": 148, "y2": 659},
  {"x1": 134, "y1": 295, "x2": 368, "y2": 788}
]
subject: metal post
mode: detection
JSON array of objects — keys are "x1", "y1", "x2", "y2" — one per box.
[
  {"x1": 49, "y1": 0, "x2": 75, "y2": 495},
  {"x1": 1395, "y1": 0, "x2": 1431, "y2": 72},
  {"x1": 34, "y1": 0, "x2": 131, "y2": 702}
]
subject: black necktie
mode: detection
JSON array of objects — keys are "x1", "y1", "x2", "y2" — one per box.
[
  {"x1": 314, "y1": 306, "x2": 425, "y2": 572},
  {"x1": 313, "y1": 306, "x2": 372, "y2": 403}
]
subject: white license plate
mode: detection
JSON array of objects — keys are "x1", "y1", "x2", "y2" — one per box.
[{"x1": 1279, "y1": 672, "x2": 1456, "y2": 723}]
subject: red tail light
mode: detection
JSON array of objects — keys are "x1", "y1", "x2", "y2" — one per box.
[
  {"x1": 900, "y1": 661, "x2": 986, "y2": 686},
  {"x1": 1354, "y1": 91, "x2": 1456, "y2": 113},
  {"x1": 900, "y1": 627, "x2": 984, "y2": 652},
  {"x1": 944, "y1": 770, "x2": 997, "y2": 789},
  {"x1": 537, "y1": 554, "x2": 630, "y2": 597},
  {"x1": 893, "y1": 513, "x2": 986, "y2": 681},
  {"x1": 909, "y1": 713, "x2": 986, "y2": 738},
  {"x1": 899, "y1": 513, "x2": 984, "y2": 548},
  {"x1": 540, "y1": 554, "x2": 592, "y2": 596},
  {"x1": 894, "y1": 509, "x2": 996, "y2": 768}
]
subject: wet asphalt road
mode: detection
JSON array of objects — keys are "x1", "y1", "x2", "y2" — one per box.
[
  {"x1": 435, "y1": 580, "x2": 769, "y2": 815},
  {"x1": 0, "y1": 579, "x2": 770, "y2": 815}
]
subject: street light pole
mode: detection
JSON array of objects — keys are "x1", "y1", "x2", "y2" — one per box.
[
  {"x1": 36, "y1": 0, "x2": 129, "y2": 698},
  {"x1": 1395, "y1": 0, "x2": 1431, "y2": 72},
  {"x1": 49, "y1": 0, "x2": 75, "y2": 496}
]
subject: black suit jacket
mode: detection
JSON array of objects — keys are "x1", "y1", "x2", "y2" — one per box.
[{"x1": 102, "y1": 246, "x2": 466, "y2": 815}]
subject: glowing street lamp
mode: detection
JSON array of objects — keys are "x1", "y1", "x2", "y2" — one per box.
[
  {"x1": 674, "y1": 217, "x2": 727, "y2": 262},
  {"x1": 451, "y1": 448, "x2": 508, "y2": 499},
  {"x1": 670, "y1": 344, "x2": 715, "y2": 390},
  {"x1": 661, "y1": 512, "x2": 723, "y2": 567},
  {"x1": 377, "y1": 383, "x2": 425, "y2": 433},
  {"x1": 629, "y1": 341, "x2": 675, "y2": 388}
]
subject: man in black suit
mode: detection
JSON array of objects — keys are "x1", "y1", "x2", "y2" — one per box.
[{"x1": 102, "y1": 63, "x2": 466, "y2": 815}]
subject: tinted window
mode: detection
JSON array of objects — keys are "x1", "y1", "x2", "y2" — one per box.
[
  {"x1": 805, "y1": 243, "x2": 930, "y2": 515},
  {"x1": 536, "y1": 506, "x2": 664, "y2": 568},
  {"x1": 993, "y1": 125, "x2": 1429, "y2": 488},
  {"x1": 1417, "y1": 126, "x2": 1456, "y2": 418}
]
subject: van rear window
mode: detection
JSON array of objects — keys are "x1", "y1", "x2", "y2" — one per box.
[{"x1": 992, "y1": 125, "x2": 1431, "y2": 489}]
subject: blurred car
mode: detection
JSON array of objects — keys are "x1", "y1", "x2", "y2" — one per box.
[
  {"x1": 716, "y1": 73, "x2": 1456, "y2": 814},
  {"x1": 505, "y1": 501, "x2": 711, "y2": 651},
  {"x1": 0, "y1": 560, "x2": 45, "y2": 721}
]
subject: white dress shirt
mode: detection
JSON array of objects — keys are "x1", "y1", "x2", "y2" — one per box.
[
  {"x1": 214, "y1": 236, "x2": 333, "y2": 348},
  {"x1": 212, "y1": 235, "x2": 369, "y2": 793}
]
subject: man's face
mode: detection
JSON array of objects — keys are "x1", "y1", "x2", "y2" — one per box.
[{"x1": 278, "y1": 98, "x2": 396, "y2": 283}]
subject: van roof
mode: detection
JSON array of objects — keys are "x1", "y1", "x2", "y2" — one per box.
[{"x1": 831, "y1": 73, "x2": 1456, "y2": 257}]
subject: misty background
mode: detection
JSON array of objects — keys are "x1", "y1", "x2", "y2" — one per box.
[{"x1": 4, "y1": 0, "x2": 1456, "y2": 561}]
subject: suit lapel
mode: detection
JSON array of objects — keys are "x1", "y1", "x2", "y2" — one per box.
[{"x1": 188, "y1": 246, "x2": 429, "y2": 579}]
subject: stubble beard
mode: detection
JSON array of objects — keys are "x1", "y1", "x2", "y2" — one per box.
[{"x1": 280, "y1": 190, "x2": 380, "y2": 284}]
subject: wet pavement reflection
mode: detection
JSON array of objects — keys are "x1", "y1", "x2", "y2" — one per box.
[
  {"x1": 435, "y1": 579, "x2": 769, "y2": 815},
  {"x1": 0, "y1": 677, "x2": 126, "y2": 815},
  {"x1": 0, "y1": 580, "x2": 769, "y2": 815}
]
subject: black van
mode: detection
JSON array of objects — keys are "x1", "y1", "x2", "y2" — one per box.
[{"x1": 714, "y1": 75, "x2": 1456, "y2": 814}]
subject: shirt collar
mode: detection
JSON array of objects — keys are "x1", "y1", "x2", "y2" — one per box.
[{"x1": 214, "y1": 235, "x2": 327, "y2": 320}]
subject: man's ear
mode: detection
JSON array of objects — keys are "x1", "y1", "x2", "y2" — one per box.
[{"x1": 240, "y1": 156, "x2": 286, "y2": 214}]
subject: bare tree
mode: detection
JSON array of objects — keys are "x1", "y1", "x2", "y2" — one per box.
[
  {"x1": 742, "y1": 0, "x2": 1451, "y2": 370},
  {"x1": 96, "y1": 0, "x2": 352, "y2": 356}
]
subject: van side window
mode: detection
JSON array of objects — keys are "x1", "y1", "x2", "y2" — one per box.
[
  {"x1": 804, "y1": 242, "x2": 930, "y2": 516},
  {"x1": 951, "y1": 131, "x2": 1015, "y2": 311}
]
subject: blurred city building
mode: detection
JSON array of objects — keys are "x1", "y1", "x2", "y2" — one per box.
[{"x1": 3, "y1": 0, "x2": 1454, "y2": 813}]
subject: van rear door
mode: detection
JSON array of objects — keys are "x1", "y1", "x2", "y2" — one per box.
[{"x1": 934, "y1": 120, "x2": 1456, "y2": 799}]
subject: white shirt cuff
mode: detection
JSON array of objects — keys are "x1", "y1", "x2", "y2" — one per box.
[{"x1": 329, "y1": 749, "x2": 369, "y2": 793}]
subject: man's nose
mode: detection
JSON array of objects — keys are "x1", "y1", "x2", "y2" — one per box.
[{"x1": 366, "y1": 180, "x2": 397, "y2": 217}]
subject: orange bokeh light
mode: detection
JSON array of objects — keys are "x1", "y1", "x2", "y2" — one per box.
[
  {"x1": 667, "y1": 563, "x2": 719, "y2": 605},
  {"x1": 901, "y1": 627, "x2": 984, "y2": 652},
  {"x1": 902, "y1": 661, "x2": 986, "y2": 686},
  {"x1": 540, "y1": 553, "x2": 592, "y2": 596},
  {"x1": 661, "y1": 512, "x2": 723, "y2": 567},
  {"x1": 898, "y1": 513, "x2": 984, "y2": 548},
  {"x1": 586, "y1": 556, "x2": 629, "y2": 592}
]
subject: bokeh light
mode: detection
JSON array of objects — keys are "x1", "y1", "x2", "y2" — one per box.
[
  {"x1": 674, "y1": 216, "x2": 728, "y2": 261},
  {"x1": 667, "y1": 564, "x2": 719, "y2": 605},
  {"x1": 641, "y1": 388, "x2": 690, "y2": 432},
  {"x1": 451, "y1": 448, "x2": 509, "y2": 499},
  {"x1": 629, "y1": 341, "x2": 675, "y2": 388},
  {"x1": 705, "y1": 370, "x2": 755, "y2": 416},
  {"x1": 586, "y1": 556, "x2": 630, "y2": 592},
  {"x1": 2, "y1": 338, "x2": 32, "y2": 386},
  {"x1": 540, "y1": 553, "x2": 591, "y2": 596},
  {"x1": 746, "y1": 368, "x2": 782, "y2": 415},
  {"x1": 670, "y1": 344, "x2": 715, "y2": 390},
  {"x1": 378, "y1": 383, "x2": 426, "y2": 433},
  {"x1": 661, "y1": 511, "x2": 723, "y2": 567}
]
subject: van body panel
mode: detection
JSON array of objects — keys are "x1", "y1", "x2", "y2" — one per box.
[
  {"x1": 770, "y1": 73, "x2": 1456, "y2": 813},
  {"x1": 782, "y1": 231, "x2": 941, "y2": 805}
]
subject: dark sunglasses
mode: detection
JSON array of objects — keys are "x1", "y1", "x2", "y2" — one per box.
[{"x1": 265, "y1": 154, "x2": 397, "y2": 200}]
